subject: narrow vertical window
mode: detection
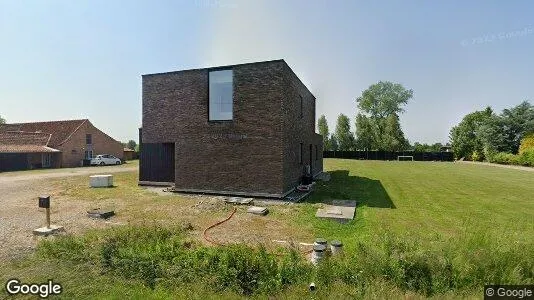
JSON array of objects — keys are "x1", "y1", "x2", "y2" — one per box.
[
  {"x1": 299, "y1": 143, "x2": 303, "y2": 164},
  {"x1": 315, "y1": 145, "x2": 318, "y2": 160},
  {"x1": 299, "y1": 95, "x2": 303, "y2": 118},
  {"x1": 86, "y1": 134, "x2": 92, "y2": 145},
  {"x1": 209, "y1": 69, "x2": 233, "y2": 121}
]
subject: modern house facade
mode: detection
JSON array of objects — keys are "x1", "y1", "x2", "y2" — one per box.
[
  {"x1": 0, "y1": 119, "x2": 123, "y2": 171},
  {"x1": 140, "y1": 59, "x2": 323, "y2": 198}
]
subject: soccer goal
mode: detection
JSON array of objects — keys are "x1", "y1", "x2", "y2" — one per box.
[{"x1": 397, "y1": 155, "x2": 414, "y2": 161}]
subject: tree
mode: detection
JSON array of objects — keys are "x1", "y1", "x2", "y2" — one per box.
[
  {"x1": 0, "y1": 115, "x2": 5, "y2": 124},
  {"x1": 449, "y1": 107, "x2": 493, "y2": 160},
  {"x1": 126, "y1": 140, "x2": 137, "y2": 150},
  {"x1": 498, "y1": 101, "x2": 534, "y2": 153},
  {"x1": 355, "y1": 81, "x2": 413, "y2": 150},
  {"x1": 412, "y1": 142, "x2": 444, "y2": 152},
  {"x1": 330, "y1": 134, "x2": 339, "y2": 151},
  {"x1": 355, "y1": 114, "x2": 375, "y2": 150},
  {"x1": 357, "y1": 81, "x2": 413, "y2": 119},
  {"x1": 317, "y1": 115, "x2": 331, "y2": 150},
  {"x1": 476, "y1": 101, "x2": 534, "y2": 157},
  {"x1": 519, "y1": 133, "x2": 534, "y2": 154},
  {"x1": 334, "y1": 114, "x2": 355, "y2": 150},
  {"x1": 381, "y1": 114, "x2": 410, "y2": 151}
]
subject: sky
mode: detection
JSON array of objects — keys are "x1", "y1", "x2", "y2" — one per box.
[{"x1": 1, "y1": 0, "x2": 533, "y2": 144}]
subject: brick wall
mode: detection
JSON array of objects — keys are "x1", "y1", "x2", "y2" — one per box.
[
  {"x1": 142, "y1": 60, "x2": 322, "y2": 197},
  {"x1": 280, "y1": 63, "x2": 323, "y2": 192},
  {"x1": 58, "y1": 121, "x2": 123, "y2": 167}
]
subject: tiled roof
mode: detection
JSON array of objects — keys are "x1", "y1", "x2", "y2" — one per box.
[
  {"x1": 0, "y1": 131, "x2": 51, "y2": 145},
  {"x1": 0, "y1": 131, "x2": 60, "y2": 153},
  {"x1": 0, "y1": 145, "x2": 60, "y2": 153},
  {"x1": 0, "y1": 119, "x2": 87, "y2": 147}
]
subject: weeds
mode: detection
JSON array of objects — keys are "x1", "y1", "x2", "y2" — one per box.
[{"x1": 36, "y1": 225, "x2": 534, "y2": 297}]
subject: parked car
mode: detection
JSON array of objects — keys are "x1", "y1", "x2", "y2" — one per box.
[{"x1": 90, "y1": 154, "x2": 122, "y2": 166}]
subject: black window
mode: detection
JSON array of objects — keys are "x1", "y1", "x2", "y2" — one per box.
[
  {"x1": 299, "y1": 143, "x2": 303, "y2": 164},
  {"x1": 86, "y1": 134, "x2": 92, "y2": 145},
  {"x1": 315, "y1": 145, "x2": 318, "y2": 160},
  {"x1": 299, "y1": 95, "x2": 303, "y2": 118}
]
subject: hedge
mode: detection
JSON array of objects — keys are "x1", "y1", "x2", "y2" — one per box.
[{"x1": 490, "y1": 149, "x2": 534, "y2": 167}]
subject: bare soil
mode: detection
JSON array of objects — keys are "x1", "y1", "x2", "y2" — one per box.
[
  {"x1": 0, "y1": 165, "x2": 136, "y2": 262},
  {"x1": 0, "y1": 165, "x2": 313, "y2": 263}
]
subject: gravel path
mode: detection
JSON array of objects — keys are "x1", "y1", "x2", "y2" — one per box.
[{"x1": 0, "y1": 165, "x2": 137, "y2": 262}]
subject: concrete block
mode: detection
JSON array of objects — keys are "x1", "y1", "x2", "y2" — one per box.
[
  {"x1": 224, "y1": 197, "x2": 253, "y2": 205},
  {"x1": 33, "y1": 225, "x2": 64, "y2": 236},
  {"x1": 87, "y1": 208, "x2": 115, "y2": 219},
  {"x1": 90, "y1": 175, "x2": 113, "y2": 188},
  {"x1": 315, "y1": 200, "x2": 356, "y2": 223},
  {"x1": 247, "y1": 206, "x2": 268, "y2": 215}
]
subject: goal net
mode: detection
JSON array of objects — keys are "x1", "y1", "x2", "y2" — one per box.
[{"x1": 397, "y1": 155, "x2": 414, "y2": 161}]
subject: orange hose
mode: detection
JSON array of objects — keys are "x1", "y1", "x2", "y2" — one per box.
[
  {"x1": 203, "y1": 206, "x2": 237, "y2": 245},
  {"x1": 203, "y1": 206, "x2": 313, "y2": 256}
]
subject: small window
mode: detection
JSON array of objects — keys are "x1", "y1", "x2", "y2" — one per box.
[
  {"x1": 299, "y1": 95, "x2": 303, "y2": 118},
  {"x1": 299, "y1": 143, "x2": 303, "y2": 164},
  {"x1": 86, "y1": 134, "x2": 92, "y2": 145},
  {"x1": 315, "y1": 145, "x2": 318, "y2": 160},
  {"x1": 209, "y1": 69, "x2": 233, "y2": 121}
]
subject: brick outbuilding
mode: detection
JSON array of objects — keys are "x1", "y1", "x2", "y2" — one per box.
[
  {"x1": 140, "y1": 59, "x2": 323, "y2": 198},
  {"x1": 0, "y1": 119, "x2": 123, "y2": 171}
]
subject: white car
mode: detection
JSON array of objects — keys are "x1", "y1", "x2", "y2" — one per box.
[{"x1": 91, "y1": 154, "x2": 122, "y2": 166}]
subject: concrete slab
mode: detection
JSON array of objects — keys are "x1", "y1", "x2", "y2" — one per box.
[
  {"x1": 33, "y1": 225, "x2": 64, "y2": 236},
  {"x1": 247, "y1": 206, "x2": 268, "y2": 215},
  {"x1": 315, "y1": 200, "x2": 356, "y2": 223},
  {"x1": 224, "y1": 197, "x2": 253, "y2": 205},
  {"x1": 87, "y1": 208, "x2": 115, "y2": 219},
  {"x1": 90, "y1": 175, "x2": 113, "y2": 188}
]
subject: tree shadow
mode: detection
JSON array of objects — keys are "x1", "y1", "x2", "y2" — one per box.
[{"x1": 307, "y1": 170, "x2": 396, "y2": 209}]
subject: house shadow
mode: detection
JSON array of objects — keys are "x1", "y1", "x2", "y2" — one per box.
[{"x1": 307, "y1": 170, "x2": 396, "y2": 209}]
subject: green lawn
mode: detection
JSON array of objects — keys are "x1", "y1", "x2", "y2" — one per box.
[
  {"x1": 2, "y1": 159, "x2": 533, "y2": 299},
  {"x1": 304, "y1": 159, "x2": 534, "y2": 250}
]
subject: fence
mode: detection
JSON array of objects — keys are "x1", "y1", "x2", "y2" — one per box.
[{"x1": 323, "y1": 150, "x2": 454, "y2": 162}]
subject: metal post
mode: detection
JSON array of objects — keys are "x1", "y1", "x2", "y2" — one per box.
[{"x1": 46, "y1": 208, "x2": 51, "y2": 229}]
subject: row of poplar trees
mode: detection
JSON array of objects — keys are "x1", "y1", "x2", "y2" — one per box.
[{"x1": 318, "y1": 81, "x2": 413, "y2": 151}]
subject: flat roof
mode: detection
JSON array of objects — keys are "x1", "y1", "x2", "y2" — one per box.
[
  {"x1": 142, "y1": 59, "x2": 285, "y2": 77},
  {"x1": 142, "y1": 59, "x2": 315, "y2": 99}
]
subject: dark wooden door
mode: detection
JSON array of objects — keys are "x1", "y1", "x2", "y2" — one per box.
[{"x1": 139, "y1": 143, "x2": 175, "y2": 182}]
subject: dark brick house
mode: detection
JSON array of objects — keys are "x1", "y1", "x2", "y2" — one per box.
[
  {"x1": 140, "y1": 59, "x2": 323, "y2": 198},
  {"x1": 0, "y1": 119, "x2": 123, "y2": 171}
]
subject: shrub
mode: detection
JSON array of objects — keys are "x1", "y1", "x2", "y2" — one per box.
[
  {"x1": 490, "y1": 152, "x2": 519, "y2": 165},
  {"x1": 471, "y1": 150, "x2": 484, "y2": 162},
  {"x1": 519, "y1": 133, "x2": 534, "y2": 154},
  {"x1": 519, "y1": 149, "x2": 534, "y2": 167},
  {"x1": 489, "y1": 150, "x2": 534, "y2": 167}
]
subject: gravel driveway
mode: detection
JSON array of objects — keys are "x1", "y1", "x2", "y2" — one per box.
[{"x1": 0, "y1": 165, "x2": 137, "y2": 262}]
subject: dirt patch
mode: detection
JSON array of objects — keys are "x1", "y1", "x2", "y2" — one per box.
[{"x1": 0, "y1": 168, "x2": 313, "y2": 263}]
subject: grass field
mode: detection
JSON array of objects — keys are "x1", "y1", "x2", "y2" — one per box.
[{"x1": 2, "y1": 159, "x2": 533, "y2": 299}]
